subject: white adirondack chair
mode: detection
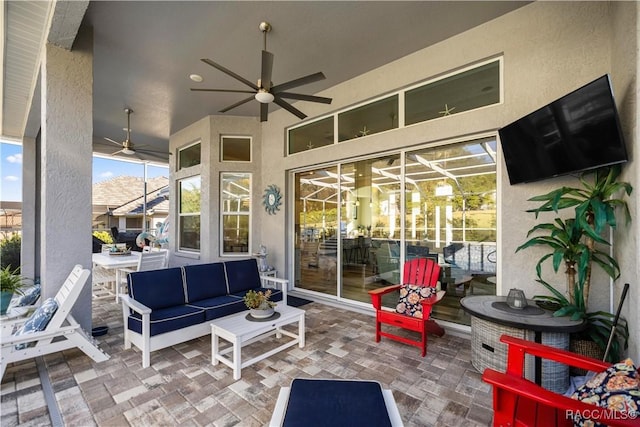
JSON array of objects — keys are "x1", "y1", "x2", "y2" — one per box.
[{"x1": 1, "y1": 265, "x2": 110, "y2": 379}]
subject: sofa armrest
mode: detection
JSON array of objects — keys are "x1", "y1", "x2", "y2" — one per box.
[
  {"x1": 260, "y1": 276, "x2": 288, "y2": 305},
  {"x1": 119, "y1": 294, "x2": 152, "y2": 315}
]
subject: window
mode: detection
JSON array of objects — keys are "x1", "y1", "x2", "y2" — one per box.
[
  {"x1": 178, "y1": 142, "x2": 201, "y2": 170},
  {"x1": 221, "y1": 136, "x2": 251, "y2": 162},
  {"x1": 285, "y1": 58, "x2": 502, "y2": 155},
  {"x1": 178, "y1": 176, "x2": 201, "y2": 251},
  {"x1": 338, "y1": 95, "x2": 399, "y2": 142},
  {"x1": 291, "y1": 136, "x2": 497, "y2": 326},
  {"x1": 288, "y1": 116, "x2": 334, "y2": 155},
  {"x1": 221, "y1": 173, "x2": 251, "y2": 255},
  {"x1": 405, "y1": 60, "x2": 500, "y2": 126}
]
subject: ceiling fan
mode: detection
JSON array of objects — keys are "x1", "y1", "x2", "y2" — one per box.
[
  {"x1": 191, "y1": 22, "x2": 332, "y2": 122},
  {"x1": 103, "y1": 108, "x2": 170, "y2": 160}
]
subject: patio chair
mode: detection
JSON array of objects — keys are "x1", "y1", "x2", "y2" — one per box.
[
  {"x1": 116, "y1": 250, "x2": 169, "y2": 298},
  {"x1": 1, "y1": 265, "x2": 110, "y2": 379},
  {"x1": 482, "y1": 335, "x2": 639, "y2": 427},
  {"x1": 368, "y1": 257, "x2": 445, "y2": 357}
]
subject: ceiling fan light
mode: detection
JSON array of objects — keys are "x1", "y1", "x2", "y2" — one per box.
[
  {"x1": 122, "y1": 148, "x2": 135, "y2": 155},
  {"x1": 255, "y1": 90, "x2": 274, "y2": 104}
]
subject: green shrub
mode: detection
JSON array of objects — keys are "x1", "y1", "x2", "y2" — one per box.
[
  {"x1": 0, "y1": 233, "x2": 21, "y2": 271},
  {"x1": 93, "y1": 230, "x2": 113, "y2": 244}
]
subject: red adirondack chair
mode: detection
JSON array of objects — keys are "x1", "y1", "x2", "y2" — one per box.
[
  {"x1": 368, "y1": 257, "x2": 445, "y2": 356},
  {"x1": 482, "y1": 335, "x2": 640, "y2": 427}
]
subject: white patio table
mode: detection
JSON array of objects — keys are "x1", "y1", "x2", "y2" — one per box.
[{"x1": 92, "y1": 252, "x2": 140, "y2": 301}]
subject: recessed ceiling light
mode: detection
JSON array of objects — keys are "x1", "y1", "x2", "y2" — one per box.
[{"x1": 190, "y1": 74, "x2": 203, "y2": 83}]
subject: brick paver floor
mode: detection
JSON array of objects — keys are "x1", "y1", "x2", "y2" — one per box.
[{"x1": 1, "y1": 296, "x2": 493, "y2": 426}]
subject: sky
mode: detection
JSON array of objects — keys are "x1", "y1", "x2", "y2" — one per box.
[{"x1": 1, "y1": 141, "x2": 168, "y2": 202}]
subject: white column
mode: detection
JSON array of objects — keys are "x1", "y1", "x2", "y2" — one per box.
[
  {"x1": 21, "y1": 137, "x2": 38, "y2": 281},
  {"x1": 40, "y1": 27, "x2": 93, "y2": 329}
]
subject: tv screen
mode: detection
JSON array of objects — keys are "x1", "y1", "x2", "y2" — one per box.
[{"x1": 499, "y1": 75, "x2": 628, "y2": 185}]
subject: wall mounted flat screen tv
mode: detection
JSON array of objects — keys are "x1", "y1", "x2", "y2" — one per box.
[{"x1": 499, "y1": 75, "x2": 628, "y2": 185}]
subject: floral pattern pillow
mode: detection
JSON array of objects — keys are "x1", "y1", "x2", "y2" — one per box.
[
  {"x1": 395, "y1": 284, "x2": 437, "y2": 318},
  {"x1": 13, "y1": 298, "x2": 58, "y2": 350},
  {"x1": 570, "y1": 358, "x2": 640, "y2": 427}
]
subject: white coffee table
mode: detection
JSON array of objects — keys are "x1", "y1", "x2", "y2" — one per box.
[{"x1": 211, "y1": 305, "x2": 305, "y2": 380}]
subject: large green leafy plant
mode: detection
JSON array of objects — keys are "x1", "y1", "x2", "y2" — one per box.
[{"x1": 516, "y1": 166, "x2": 632, "y2": 361}]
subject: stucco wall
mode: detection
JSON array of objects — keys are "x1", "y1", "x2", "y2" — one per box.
[
  {"x1": 169, "y1": 2, "x2": 639, "y2": 358},
  {"x1": 169, "y1": 115, "x2": 261, "y2": 266},
  {"x1": 260, "y1": 2, "x2": 640, "y2": 357}
]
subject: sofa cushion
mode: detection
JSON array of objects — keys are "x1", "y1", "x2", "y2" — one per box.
[
  {"x1": 224, "y1": 259, "x2": 262, "y2": 295},
  {"x1": 183, "y1": 263, "x2": 228, "y2": 302},
  {"x1": 127, "y1": 304, "x2": 204, "y2": 336},
  {"x1": 128, "y1": 267, "x2": 186, "y2": 310},
  {"x1": 230, "y1": 287, "x2": 284, "y2": 304},
  {"x1": 188, "y1": 295, "x2": 246, "y2": 321}
]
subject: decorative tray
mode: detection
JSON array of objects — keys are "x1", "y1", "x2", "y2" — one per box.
[{"x1": 109, "y1": 250, "x2": 132, "y2": 256}]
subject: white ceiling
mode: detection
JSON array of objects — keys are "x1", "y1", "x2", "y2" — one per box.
[{"x1": 2, "y1": 1, "x2": 529, "y2": 162}]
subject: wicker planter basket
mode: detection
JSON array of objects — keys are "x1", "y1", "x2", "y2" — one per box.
[{"x1": 569, "y1": 338, "x2": 604, "y2": 375}]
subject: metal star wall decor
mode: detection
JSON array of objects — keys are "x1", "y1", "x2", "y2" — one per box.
[
  {"x1": 357, "y1": 125, "x2": 371, "y2": 137},
  {"x1": 439, "y1": 104, "x2": 456, "y2": 116}
]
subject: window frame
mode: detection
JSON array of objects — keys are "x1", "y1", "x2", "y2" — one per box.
[
  {"x1": 177, "y1": 141, "x2": 201, "y2": 170},
  {"x1": 220, "y1": 135, "x2": 252, "y2": 162},
  {"x1": 220, "y1": 172, "x2": 252, "y2": 257},
  {"x1": 177, "y1": 175, "x2": 201, "y2": 253}
]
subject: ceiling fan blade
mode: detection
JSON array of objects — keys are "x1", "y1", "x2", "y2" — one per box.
[
  {"x1": 111, "y1": 148, "x2": 125, "y2": 155},
  {"x1": 274, "y1": 98, "x2": 307, "y2": 120},
  {"x1": 104, "y1": 137, "x2": 123, "y2": 146},
  {"x1": 137, "y1": 148, "x2": 172, "y2": 155},
  {"x1": 137, "y1": 150, "x2": 169, "y2": 160},
  {"x1": 277, "y1": 92, "x2": 332, "y2": 104},
  {"x1": 261, "y1": 50, "x2": 274, "y2": 91},
  {"x1": 260, "y1": 103, "x2": 269, "y2": 122},
  {"x1": 271, "y1": 71, "x2": 326, "y2": 93},
  {"x1": 201, "y1": 58, "x2": 259, "y2": 91},
  {"x1": 191, "y1": 88, "x2": 255, "y2": 94},
  {"x1": 220, "y1": 95, "x2": 255, "y2": 113}
]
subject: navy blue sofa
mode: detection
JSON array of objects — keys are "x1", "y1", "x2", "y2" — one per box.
[{"x1": 120, "y1": 258, "x2": 288, "y2": 368}]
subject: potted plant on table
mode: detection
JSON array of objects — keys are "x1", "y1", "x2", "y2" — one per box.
[
  {"x1": 244, "y1": 289, "x2": 276, "y2": 319},
  {"x1": 516, "y1": 165, "x2": 632, "y2": 362},
  {"x1": 0, "y1": 265, "x2": 27, "y2": 315}
]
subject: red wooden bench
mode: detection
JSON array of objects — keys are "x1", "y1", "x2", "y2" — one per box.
[{"x1": 482, "y1": 335, "x2": 639, "y2": 427}]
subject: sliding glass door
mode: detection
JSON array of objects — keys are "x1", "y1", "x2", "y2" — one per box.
[{"x1": 291, "y1": 137, "x2": 497, "y2": 325}]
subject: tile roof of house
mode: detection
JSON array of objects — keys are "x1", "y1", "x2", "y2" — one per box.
[{"x1": 93, "y1": 176, "x2": 169, "y2": 216}]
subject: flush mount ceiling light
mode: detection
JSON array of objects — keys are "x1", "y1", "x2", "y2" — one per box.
[
  {"x1": 189, "y1": 74, "x2": 204, "y2": 83},
  {"x1": 255, "y1": 89, "x2": 275, "y2": 103},
  {"x1": 190, "y1": 21, "x2": 332, "y2": 122}
]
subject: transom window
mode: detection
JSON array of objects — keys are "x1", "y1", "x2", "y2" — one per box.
[
  {"x1": 178, "y1": 142, "x2": 201, "y2": 170},
  {"x1": 286, "y1": 57, "x2": 502, "y2": 155},
  {"x1": 221, "y1": 136, "x2": 251, "y2": 162}
]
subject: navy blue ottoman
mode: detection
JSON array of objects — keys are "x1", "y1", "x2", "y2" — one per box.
[{"x1": 270, "y1": 378, "x2": 403, "y2": 427}]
